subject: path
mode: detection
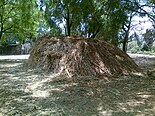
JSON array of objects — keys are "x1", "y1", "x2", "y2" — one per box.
[
  {"x1": 0, "y1": 55, "x2": 29, "y2": 60},
  {"x1": 1, "y1": 53, "x2": 155, "y2": 60}
]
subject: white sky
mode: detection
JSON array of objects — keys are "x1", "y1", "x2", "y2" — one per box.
[
  {"x1": 130, "y1": 4, "x2": 153, "y2": 38},
  {"x1": 131, "y1": 16, "x2": 153, "y2": 34}
]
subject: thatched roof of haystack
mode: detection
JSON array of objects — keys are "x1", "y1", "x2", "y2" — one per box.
[{"x1": 28, "y1": 36, "x2": 140, "y2": 77}]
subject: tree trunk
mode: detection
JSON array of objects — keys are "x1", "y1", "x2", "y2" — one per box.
[
  {"x1": 66, "y1": 8, "x2": 71, "y2": 36},
  {"x1": 0, "y1": 30, "x2": 2, "y2": 40},
  {"x1": 91, "y1": 25, "x2": 101, "y2": 38},
  {"x1": 122, "y1": 34, "x2": 128, "y2": 52},
  {"x1": 0, "y1": 23, "x2": 3, "y2": 40},
  {"x1": 122, "y1": 14, "x2": 132, "y2": 53}
]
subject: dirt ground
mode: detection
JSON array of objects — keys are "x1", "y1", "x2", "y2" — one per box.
[{"x1": 0, "y1": 54, "x2": 155, "y2": 116}]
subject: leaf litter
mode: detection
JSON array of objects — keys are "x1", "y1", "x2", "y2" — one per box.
[{"x1": 0, "y1": 54, "x2": 155, "y2": 115}]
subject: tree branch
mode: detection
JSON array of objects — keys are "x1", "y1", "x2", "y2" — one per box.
[
  {"x1": 3, "y1": 25, "x2": 14, "y2": 33},
  {"x1": 134, "y1": 1, "x2": 155, "y2": 22},
  {"x1": 3, "y1": 7, "x2": 16, "y2": 22}
]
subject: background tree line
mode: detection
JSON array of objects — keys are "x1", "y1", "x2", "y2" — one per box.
[{"x1": 0, "y1": 0, "x2": 155, "y2": 52}]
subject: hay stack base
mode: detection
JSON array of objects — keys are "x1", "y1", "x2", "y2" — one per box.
[{"x1": 28, "y1": 36, "x2": 140, "y2": 77}]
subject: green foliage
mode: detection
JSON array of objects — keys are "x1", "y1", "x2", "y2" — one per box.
[
  {"x1": 148, "y1": 0, "x2": 155, "y2": 5},
  {"x1": 127, "y1": 41, "x2": 141, "y2": 53},
  {"x1": 42, "y1": 0, "x2": 83, "y2": 36},
  {"x1": 40, "y1": 0, "x2": 128, "y2": 45},
  {"x1": 0, "y1": 0, "x2": 154, "y2": 48},
  {"x1": 0, "y1": 0, "x2": 40, "y2": 43},
  {"x1": 143, "y1": 29, "x2": 155, "y2": 47}
]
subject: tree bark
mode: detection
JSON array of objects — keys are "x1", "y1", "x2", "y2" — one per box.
[
  {"x1": 0, "y1": 23, "x2": 4, "y2": 40},
  {"x1": 66, "y1": 8, "x2": 71, "y2": 36},
  {"x1": 122, "y1": 34, "x2": 128, "y2": 52},
  {"x1": 122, "y1": 15, "x2": 132, "y2": 52}
]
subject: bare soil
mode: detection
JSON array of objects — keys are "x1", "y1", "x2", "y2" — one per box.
[{"x1": 0, "y1": 54, "x2": 155, "y2": 116}]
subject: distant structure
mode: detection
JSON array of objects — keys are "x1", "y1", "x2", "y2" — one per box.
[
  {"x1": 0, "y1": 44, "x2": 22, "y2": 55},
  {"x1": 0, "y1": 42, "x2": 32, "y2": 55},
  {"x1": 21, "y1": 43, "x2": 32, "y2": 54}
]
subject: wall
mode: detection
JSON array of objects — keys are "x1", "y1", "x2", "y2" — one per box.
[{"x1": 0, "y1": 44, "x2": 22, "y2": 55}]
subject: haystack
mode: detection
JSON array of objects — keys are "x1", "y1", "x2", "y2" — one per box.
[{"x1": 28, "y1": 36, "x2": 140, "y2": 77}]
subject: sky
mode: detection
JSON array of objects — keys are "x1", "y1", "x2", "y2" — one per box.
[
  {"x1": 130, "y1": 1, "x2": 154, "y2": 38},
  {"x1": 131, "y1": 16, "x2": 153, "y2": 35}
]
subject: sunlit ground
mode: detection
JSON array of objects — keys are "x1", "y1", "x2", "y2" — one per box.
[
  {"x1": 0, "y1": 55, "x2": 155, "y2": 115},
  {"x1": 0, "y1": 55, "x2": 29, "y2": 60}
]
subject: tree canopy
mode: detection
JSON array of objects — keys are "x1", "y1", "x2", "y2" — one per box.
[
  {"x1": 0, "y1": 0, "x2": 154, "y2": 51},
  {"x1": 0, "y1": 0, "x2": 40, "y2": 44}
]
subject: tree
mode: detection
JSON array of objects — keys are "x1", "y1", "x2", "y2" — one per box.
[
  {"x1": 0, "y1": 0, "x2": 40, "y2": 43},
  {"x1": 42, "y1": 0, "x2": 127, "y2": 45},
  {"x1": 100, "y1": 0, "x2": 128, "y2": 45},
  {"x1": 39, "y1": 0, "x2": 154, "y2": 49},
  {"x1": 77, "y1": 0, "x2": 103, "y2": 38},
  {"x1": 118, "y1": 0, "x2": 155, "y2": 52},
  {"x1": 0, "y1": 0, "x2": 16, "y2": 41},
  {"x1": 142, "y1": 29, "x2": 155, "y2": 49},
  {"x1": 42, "y1": 0, "x2": 82, "y2": 36}
]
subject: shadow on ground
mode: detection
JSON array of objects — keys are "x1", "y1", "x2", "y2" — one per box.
[{"x1": 0, "y1": 59, "x2": 155, "y2": 116}]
